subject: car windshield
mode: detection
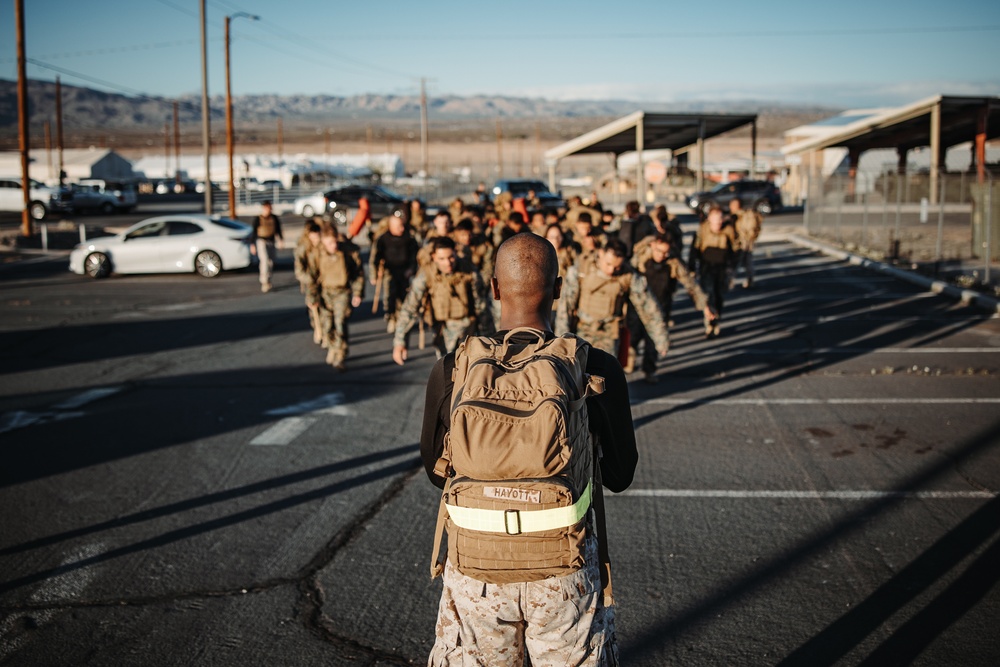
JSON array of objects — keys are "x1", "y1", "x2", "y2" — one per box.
[
  {"x1": 210, "y1": 217, "x2": 251, "y2": 231},
  {"x1": 709, "y1": 182, "x2": 735, "y2": 194}
]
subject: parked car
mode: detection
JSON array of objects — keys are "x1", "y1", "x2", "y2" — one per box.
[
  {"x1": 70, "y1": 183, "x2": 127, "y2": 214},
  {"x1": 686, "y1": 179, "x2": 783, "y2": 216},
  {"x1": 0, "y1": 176, "x2": 73, "y2": 220},
  {"x1": 70, "y1": 214, "x2": 253, "y2": 279},
  {"x1": 293, "y1": 190, "x2": 327, "y2": 219},
  {"x1": 491, "y1": 179, "x2": 566, "y2": 214},
  {"x1": 77, "y1": 179, "x2": 138, "y2": 213},
  {"x1": 294, "y1": 184, "x2": 414, "y2": 224}
]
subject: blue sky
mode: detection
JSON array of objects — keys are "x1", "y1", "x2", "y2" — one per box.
[{"x1": 2, "y1": 0, "x2": 998, "y2": 108}]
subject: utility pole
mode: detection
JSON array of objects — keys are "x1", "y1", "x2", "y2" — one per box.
[
  {"x1": 420, "y1": 77, "x2": 429, "y2": 176},
  {"x1": 164, "y1": 121, "x2": 171, "y2": 179},
  {"x1": 44, "y1": 120, "x2": 52, "y2": 181},
  {"x1": 55, "y1": 76, "x2": 64, "y2": 186},
  {"x1": 277, "y1": 117, "x2": 283, "y2": 162},
  {"x1": 173, "y1": 101, "x2": 180, "y2": 186},
  {"x1": 225, "y1": 14, "x2": 235, "y2": 218},
  {"x1": 366, "y1": 123, "x2": 373, "y2": 153},
  {"x1": 15, "y1": 0, "x2": 31, "y2": 236},
  {"x1": 225, "y1": 12, "x2": 259, "y2": 217},
  {"x1": 200, "y1": 0, "x2": 212, "y2": 214}
]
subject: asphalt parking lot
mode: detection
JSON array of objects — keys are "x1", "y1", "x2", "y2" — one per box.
[{"x1": 1, "y1": 207, "x2": 998, "y2": 665}]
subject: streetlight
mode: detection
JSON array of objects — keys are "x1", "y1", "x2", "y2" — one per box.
[{"x1": 225, "y1": 12, "x2": 259, "y2": 219}]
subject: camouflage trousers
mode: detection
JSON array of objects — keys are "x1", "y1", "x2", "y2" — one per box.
[
  {"x1": 577, "y1": 322, "x2": 620, "y2": 359},
  {"x1": 429, "y1": 528, "x2": 618, "y2": 667},
  {"x1": 301, "y1": 280, "x2": 321, "y2": 336},
  {"x1": 431, "y1": 318, "x2": 476, "y2": 357},
  {"x1": 319, "y1": 289, "x2": 352, "y2": 362}
]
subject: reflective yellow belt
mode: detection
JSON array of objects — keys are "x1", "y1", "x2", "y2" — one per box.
[{"x1": 445, "y1": 480, "x2": 592, "y2": 535}]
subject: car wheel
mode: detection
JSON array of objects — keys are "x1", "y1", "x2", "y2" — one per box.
[
  {"x1": 100, "y1": 202, "x2": 115, "y2": 215},
  {"x1": 84, "y1": 252, "x2": 111, "y2": 279},
  {"x1": 195, "y1": 250, "x2": 222, "y2": 278},
  {"x1": 332, "y1": 209, "x2": 348, "y2": 225},
  {"x1": 29, "y1": 201, "x2": 48, "y2": 221},
  {"x1": 754, "y1": 199, "x2": 773, "y2": 215},
  {"x1": 301, "y1": 205, "x2": 315, "y2": 218}
]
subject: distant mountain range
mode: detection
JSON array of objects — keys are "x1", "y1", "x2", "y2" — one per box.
[{"x1": 0, "y1": 78, "x2": 836, "y2": 136}]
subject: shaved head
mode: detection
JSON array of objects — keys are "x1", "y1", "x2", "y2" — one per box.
[{"x1": 492, "y1": 232, "x2": 561, "y2": 329}]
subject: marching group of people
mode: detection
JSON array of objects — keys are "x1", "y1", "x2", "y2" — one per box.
[{"x1": 280, "y1": 184, "x2": 763, "y2": 379}]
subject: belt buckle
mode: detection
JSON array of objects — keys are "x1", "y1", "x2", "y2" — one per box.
[{"x1": 504, "y1": 509, "x2": 521, "y2": 535}]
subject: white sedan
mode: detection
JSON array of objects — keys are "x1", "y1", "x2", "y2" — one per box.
[
  {"x1": 293, "y1": 190, "x2": 328, "y2": 218},
  {"x1": 70, "y1": 215, "x2": 254, "y2": 279}
]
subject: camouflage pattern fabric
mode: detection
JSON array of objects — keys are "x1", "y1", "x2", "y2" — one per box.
[
  {"x1": 319, "y1": 289, "x2": 352, "y2": 363},
  {"x1": 556, "y1": 265, "x2": 669, "y2": 360},
  {"x1": 428, "y1": 525, "x2": 618, "y2": 667},
  {"x1": 394, "y1": 268, "x2": 493, "y2": 355}
]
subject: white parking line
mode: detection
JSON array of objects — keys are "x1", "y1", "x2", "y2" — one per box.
[
  {"x1": 632, "y1": 397, "x2": 1000, "y2": 407},
  {"x1": 616, "y1": 489, "x2": 996, "y2": 499},
  {"x1": 250, "y1": 416, "x2": 318, "y2": 446},
  {"x1": 265, "y1": 392, "x2": 354, "y2": 416}
]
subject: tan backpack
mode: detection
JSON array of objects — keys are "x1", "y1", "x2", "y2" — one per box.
[{"x1": 430, "y1": 328, "x2": 606, "y2": 585}]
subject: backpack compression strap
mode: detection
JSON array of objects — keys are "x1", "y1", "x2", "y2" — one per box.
[{"x1": 445, "y1": 480, "x2": 593, "y2": 535}]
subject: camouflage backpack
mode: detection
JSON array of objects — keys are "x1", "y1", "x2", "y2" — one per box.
[{"x1": 430, "y1": 328, "x2": 606, "y2": 584}]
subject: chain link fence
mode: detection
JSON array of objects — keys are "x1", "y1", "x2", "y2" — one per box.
[{"x1": 802, "y1": 170, "x2": 999, "y2": 290}]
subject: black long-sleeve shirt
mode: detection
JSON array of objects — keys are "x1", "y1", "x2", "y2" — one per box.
[{"x1": 419, "y1": 330, "x2": 638, "y2": 493}]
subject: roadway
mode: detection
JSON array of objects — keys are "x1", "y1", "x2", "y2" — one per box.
[{"x1": 0, "y1": 211, "x2": 998, "y2": 665}]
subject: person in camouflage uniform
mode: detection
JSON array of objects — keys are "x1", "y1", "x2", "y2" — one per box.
[
  {"x1": 570, "y1": 212, "x2": 604, "y2": 270},
  {"x1": 627, "y1": 233, "x2": 715, "y2": 383},
  {"x1": 453, "y1": 218, "x2": 495, "y2": 282},
  {"x1": 293, "y1": 220, "x2": 323, "y2": 345},
  {"x1": 422, "y1": 233, "x2": 633, "y2": 666},
  {"x1": 313, "y1": 225, "x2": 365, "y2": 371},
  {"x1": 392, "y1": 237, "x2": 493, "y2": 364},
  {"x1": 417, "y1": 211, "x2": 456, "y2": 270},
  {"x1": 555, "y1": 238, "x2": 669, "y2": 361},
  {"x1": 688, "y1": 204, "x2": 738, "y2": 338},
  {"x1": 729, "y1": 198, "x2": 763, "y2": 289}
]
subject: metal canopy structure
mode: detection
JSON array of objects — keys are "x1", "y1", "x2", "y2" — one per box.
[
  {"x1": 543, "y1": 110, "x2": 759, "y2": 201},
  {"x1": 782, "y1": 95, "x2": 1000, "y2": 203}
]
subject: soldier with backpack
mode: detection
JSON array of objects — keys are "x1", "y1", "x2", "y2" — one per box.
[
  {"x1": 555, "y1": 238, "x2": 670, "y2": 362},
  {"x1": 421, "y1": 232, "x2": 636, "y2": 665},
  {"x1": 392, "y1": 236, "x2": 493, "y2": 364}
]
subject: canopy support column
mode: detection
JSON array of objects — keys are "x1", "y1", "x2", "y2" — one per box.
[{"x1": 930, "y1": 101, "x2": 941, "y2": 204}]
